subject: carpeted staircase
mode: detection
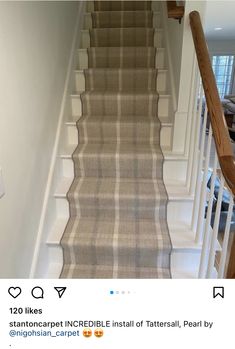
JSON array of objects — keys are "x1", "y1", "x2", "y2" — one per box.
[{"x1": 60, "y1": 0, "x2": 172, "y2": 278}]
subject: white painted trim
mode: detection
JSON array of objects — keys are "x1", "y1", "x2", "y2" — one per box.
[
  {"x1": 160, "y1": 1, "x2": 177, "y2": 112},
  {"x1": 29, "y1": 1, "x2": 86, "y2": 278}
]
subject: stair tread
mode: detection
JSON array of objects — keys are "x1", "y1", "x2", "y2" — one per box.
[
  {"x1": 83, "y1": 28, "x2": 163, "y2": 32},
  {"x1": 91, "y1": 10, "x2": 155, "y2": 14},
  {"x1": 81, "y1": 91, "x2": 159, "y2": 96},
  {"x1": 85, "y1": 11, "x2": 161, "y2": 15},
  {"x1": 55, "y1": 176, "x2": 166, "y2": 198},
  {"x1": 61, "y1": 216, "x2": 171, "y2": 245},
  {"x1": 71, "y1": 92, "x2": 170, "y2": 97},
  {"x1": 75, "y1": 68, "x2": 168, "y2": 73},
  {"x1": 47, "y1": 219, "x2": 204, "y2": 252},
  {"x1": 48, "y1": 216, "x2": 170, "y2": 249},
  {"x1": 70, "y1": 175, "x2": 165, "y2": 186},
  {"x1": 60, "y1": 264, "x2": 171, "y2": 278},
  {"x1": 78, "y1": 47, "x2": 165, "y2": 50},
  {"x1": 92, "y1": 1, "x2": 152, "y2": 12},
  {"x1": 66, "y1": 115, "x2": 173, "y2": 126},
  {"x1": 91, "y1": 11, "x2": 154, "y2": 29},
  {"x1": 83, "y1": 67, "x2": 158, "y2": 71},
  {"x1": 72, "y1": 143, "x2": 163, "y2": 156},
  {"x1": 79, "y1": 114, "x2": 160, "y2": 123}
]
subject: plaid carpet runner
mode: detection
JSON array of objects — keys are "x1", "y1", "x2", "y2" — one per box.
[{"x1": 60, "y1": 1, "x2": 172, "y2": 278}]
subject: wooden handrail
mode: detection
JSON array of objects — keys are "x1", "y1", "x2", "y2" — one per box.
[
  {"x1": 167, "y1": 1, "x2": 184, "y2": 20},
  {"x1": 227, "y1": 235, "x2": 235, "y2": 278},
  {"x1": 189, "y1": 11, "x2": 235, "y2": 197},
  {"x1": 189, "y1": 11, "x2": 235, "y2": 278}
]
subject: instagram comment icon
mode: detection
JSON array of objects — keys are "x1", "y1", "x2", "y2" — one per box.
[
  {"x1": 94, "y1": 329, "x2": 104, "y2": 338},
  {"x1": 83, "y1": 328, "x2": 92, "y2": 338}
]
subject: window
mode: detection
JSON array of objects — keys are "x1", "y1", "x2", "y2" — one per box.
[{"x1": 212, "y1": 55, "x2": 234, "y2": 98}]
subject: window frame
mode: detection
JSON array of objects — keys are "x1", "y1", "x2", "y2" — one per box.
[{"x1": 210, "y1": 53, "x2": 235, "y2": 98}]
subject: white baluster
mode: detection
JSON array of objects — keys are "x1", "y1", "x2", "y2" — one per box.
[
  {"x1": 206, "y1": 176, "x2": 225, "y2": 278},
  {"x1": 198, "y1": 152, "x2": 218, "y2": 278},
  {"x1": 191, "y1": 100, "x2": 208, "y2": 233},
  {"x1": 218, "y1": 195, "x2": 234, "y2": 278},
  {"x1": 195, "y1": 124, "x2": 212, "y2": 243},
  {"x1": 187, "y1": 77, "x2": 201, "y2": 194}
]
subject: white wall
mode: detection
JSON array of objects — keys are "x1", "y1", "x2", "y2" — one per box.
[
  {"x1": 165, "y1": 11, "x2": 184, "y2": 103},
  {"x1": 207, "y1": 39, "x2": 235, "y2": 94},
  {"x1": 0, "y1": 1, "x2": 79, "y2": 278},
  {"x1": 170, "y1": 1, "x2": 206, "y2": 153}
]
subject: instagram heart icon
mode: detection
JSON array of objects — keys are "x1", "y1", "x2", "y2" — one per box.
[{"x1": 8, "y1": 287, "x2": 22, "y2": 299}]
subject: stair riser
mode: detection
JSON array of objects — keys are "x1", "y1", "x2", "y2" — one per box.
[
  {"x1": 167, "y1": 201, "x2": 194, "y2": 227},
  {"x1": 66, "y1": 124, "x2": 78, "y2": 145},
  {"x1": 86, "y1": 1, "x2": 160, "y2": 12},
  {"x1": 160, "y1": 125, "x2": 172, "y2": 148},
  {"x1": 81, "y1": 29, "x2": 163, "y2": 48},
  {"x1": 47, "y1": 247, "x2": 63, "y2": 277},
  {"x1": 171, "y1": 250, "x2": 200, "y2": 277},
  {"x1": 62, "y1": 158, "x2": 74, "y2": 178},
  {"x1": 62, "y1": 242, "x2": 170, "y2": 268},
  {"x1": 68, "y1": 194, "x2": 166, "y2": 221},
  {"x1": 163, "y1": 160, "x2": 188, "y2": 183},
  {"x1": 75, "y1": 119, "x2": 161, "y2": 144},
  {"x1": 75, "y1": 69, "x2": 168, "y2": 93},
  {"x1": 77, "y1": 48, "x2": 165, "y2": 69},
  {"x1": 71, "y1": 94, "x2": 170, "y2": 119},
  {"x1": 72, "y1": 156, "x2": 164, "y2": 179},
  {"x1": 56, "y1": 199, "x2": 69, "y2": 218},
  {"x1": 65, "y1": 122, "x2": 171, "y2": 149},
  {"x1": 84, "y1": 12, "x2": 162, "y2": 29}
]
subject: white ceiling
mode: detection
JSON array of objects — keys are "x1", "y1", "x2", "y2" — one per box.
[{"x1": 204, "y1": 1, "x2": 235, "y2": 40}]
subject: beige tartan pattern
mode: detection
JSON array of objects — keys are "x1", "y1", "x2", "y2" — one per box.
[
  {"x1": 94, "y1": 1, "x2": 152, "y2": 11},
  {"x1": 81, "y1": 91, "x2": 158, "y2": 116},
  {"x1": 90, "y1": 28, "x2": 154, "y2": 47},
  {"x1": 84, "y1": 68, "x2": 157, "y2": 91},
  {"x1": 92, "y1": 11, "x2": 153, "y2": 28},
  {"x1": 88, "y1": 47, "x2": 157, "y2": 68},
  {"x1": 60, "y1": 0, "x2": 172, "y2": 279},
  {"x1": 76, "y1": 113, "x2": 160, "y2": 144},
  {"x1": 72, "y1": 143, "x2": 163, "y2": 178}
]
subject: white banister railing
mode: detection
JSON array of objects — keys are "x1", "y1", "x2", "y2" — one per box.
[
  {"x1": 189, "y1": 80, "x2": 234, "y2": 278},
  {"x1": 187, "y1": 11, "x2": 235, "y2": 278}
]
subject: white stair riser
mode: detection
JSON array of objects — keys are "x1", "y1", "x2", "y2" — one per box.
[
  {"x1": 157, "y1": 70, "x2": 167, "y2": 93},
  {"x1": 160, "y1": 125, "x2": 172, "y2": 148},
  {"x1": 84, "y1": 12, "x2": 162, "y2": 29},
  {"x1": 81, "y1": 29, "x2": 163, "y2": 48},
  {"x1": 56, "y1": 198, "x2": 69, "y2": 218},
  {"x1": 71, "y1": 94, "x2": 171, "y2": 119},
  {"x1": 77, "y1": 48, "x2": 166, "y2": 70},
  {"x1": 74, "y1": 69, "x2": 168, "y2": 93},
  {"x1": 62, "y1": 158, "x2": 74, "y2": 178},
  {"x1": 163, "y1": 160, "x2": 188, "y2": 183},
  {"x1": 47, "y1": 247, "x2": 63, "y2": 278},
  {"x1": 171, "y1": 250, "x2": 200, "y2": 277},
  {"x1": 158, "y1": 96, "x2": 171, "y2": 119},
  {"x1": 66, "y1": 123, "x2": 78, "y2": 145},
  {"x1": 167, "y1": 201, "x2": 193, "y2": 227}
]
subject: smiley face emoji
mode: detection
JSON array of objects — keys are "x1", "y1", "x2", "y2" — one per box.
[
  {"x1": 83, "y1": 328, "x2": 92, "y2": 338},
  {"x1": 94, "y1": 328, "x2": 104, "y2": 338}
]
